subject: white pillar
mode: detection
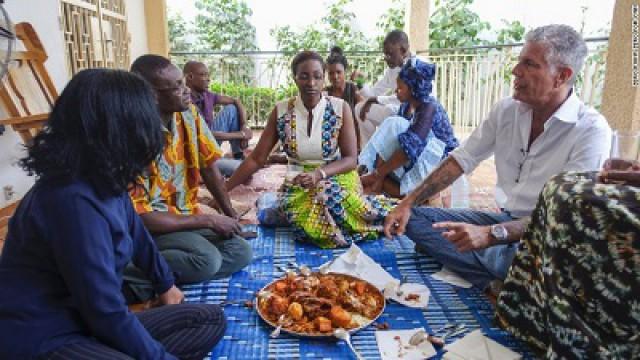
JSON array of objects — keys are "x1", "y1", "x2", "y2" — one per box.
[
  {"x1": 601, "y1": 0, "x2": 640, "y2": 131},
  {"x1": 404, "y1": 0, "x2": 430, "y2": 54}
]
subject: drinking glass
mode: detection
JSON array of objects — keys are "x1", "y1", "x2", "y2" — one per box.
[{"x1": 610, "y1": 130, "x2": 640, "y2": 161}]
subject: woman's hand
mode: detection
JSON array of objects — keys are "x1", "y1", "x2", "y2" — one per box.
[
  {"x1": 350, "y1": 70, "x2": 364, "y2": 82},
  {"x1": 158, "y1": 285, "x2": 184, "y2": 305},
  {"x1": 292, "y1": 170, "x2": 321, "y2": 189},
  {"x1": 361, "y1": 171, "x2": 383, "y2": 194}
]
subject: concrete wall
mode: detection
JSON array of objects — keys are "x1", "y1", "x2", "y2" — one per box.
[
  {"x1": 128, "y1": 0, "x2": 150, "y2": 59},
  {"x1": 0, "y1": 0, "x2": 150, "y2": 207}
]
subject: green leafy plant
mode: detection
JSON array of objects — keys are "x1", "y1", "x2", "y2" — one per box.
[
  {"x1": 270, "y1": 0, "x2": 370, "y2": 54},
  {"x1": 209, "y1": 82, "x2": 298, "y2": 127}
]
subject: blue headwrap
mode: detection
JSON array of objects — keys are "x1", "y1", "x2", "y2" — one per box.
[{"x1": 398, "y1": 57, "x2": 436, "y2": 104}]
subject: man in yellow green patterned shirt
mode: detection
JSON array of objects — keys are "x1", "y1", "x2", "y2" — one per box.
[{"x1": 124, "y1": 55, "x2": 252, "y2": 303}]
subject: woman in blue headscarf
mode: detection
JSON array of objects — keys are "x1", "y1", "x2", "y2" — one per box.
[{"x1": 358, "y1": 57, "x2": 458, "y2": 198}]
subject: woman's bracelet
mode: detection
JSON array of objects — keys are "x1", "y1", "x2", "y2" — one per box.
[{"x1": 317, "y1": 168, "x2": 327, "y2": 180}]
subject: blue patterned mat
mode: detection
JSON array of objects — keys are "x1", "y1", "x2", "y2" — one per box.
[{"x1": 181, "y1": 226, "x2": 533, "y2": 359}]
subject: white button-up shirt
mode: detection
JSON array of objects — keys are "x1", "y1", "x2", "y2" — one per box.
[
  {"x1": 360, "y1": 66, "x2": 402, "y2": 106},
  {"x1": 450, "y1": 93, "x2": 611, "y2": 218}
]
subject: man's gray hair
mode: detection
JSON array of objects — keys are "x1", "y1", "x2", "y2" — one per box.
[{"x1": 525, "y1": 24, "x2": 588, "y2": 85}]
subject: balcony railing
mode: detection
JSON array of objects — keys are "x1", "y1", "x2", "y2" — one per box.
[{"x1": 170, "y1": 38, "x2": 608, "y2": 137}]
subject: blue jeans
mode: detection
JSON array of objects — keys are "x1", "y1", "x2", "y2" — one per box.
[
  {"x1": 211, "y1": 104, "x2": 243, "y2": 156},
  {"x1": 406, "y1": 207, "x2": 517, "y2": 289},
  {"x1": 216, "y1": 158, "x2": 242, "y2": 177}
]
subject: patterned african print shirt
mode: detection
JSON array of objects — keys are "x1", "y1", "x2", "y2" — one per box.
[{"x1": 130, "y1": 105, "x2": 223, "y2": 215}]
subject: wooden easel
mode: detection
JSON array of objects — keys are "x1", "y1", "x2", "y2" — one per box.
[{"x1": 0, "y1": 22, "x2": 58, "y2": 143}]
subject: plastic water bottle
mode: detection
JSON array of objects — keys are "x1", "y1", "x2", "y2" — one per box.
[{"x1": 450, "y1": 175, "x2": 470, "y2": 208}]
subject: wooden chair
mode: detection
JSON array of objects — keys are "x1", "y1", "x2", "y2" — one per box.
[
  {"x1": 0, "y1": 22, "x2": 58, "y2": 250},
  {"x1": 0, "y1": 22, "x2": 58, "y2": 143}
]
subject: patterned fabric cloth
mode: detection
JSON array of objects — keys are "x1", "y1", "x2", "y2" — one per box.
[
  {"x1": 398, "y1": 57, "x2": 436, "y2": 104},
  {"x1": 397, "y1": 100, "x2": 458, "y2": 166},
  {"x1": 358, "y1": 116, "x2": 446, "y2": 196},
  {"x1": 190, "y1": 90, "x2": 218, "y2": 128},
  {"x1": 496, "y1": 171, "x2": 640, "y2": 359},
  {"x1": 275, "y1": 96, "x2": 396, "y2": 248},
  {"x1": 130, "y1": 105, "x2": 223, "y2": 215},
  {"x1": 357, "y1": 97, "x2": 457, "y2": 196}
]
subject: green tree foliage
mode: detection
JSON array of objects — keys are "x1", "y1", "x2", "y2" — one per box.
[
  {"x1": 322, "y1": 0, "x2": 369, "y2": 51},
  {"x1": 494, "y1": 20, "x2": 525, "y2": 44},
  {"x1": 428, "y1": 0, "x2": 490, "y2": 49},
  {"x1": 191, "y1": 0, "x2": 258, "y2": 83},
  {"x1": 194, "y1": 0, "x2": 258, "y2": 51},
  {"x1": 375, "y1": 0, "x2": 405, "y2": 46},
  {"x1": 270, "y1": 0, "x2": 369, "y2": 54},
  {"x1": 374, "y1": 0, "x2": 525, "y2": 50},
  {"x1": 168, "y1": 12, "x2": 191, "y2": 52}
]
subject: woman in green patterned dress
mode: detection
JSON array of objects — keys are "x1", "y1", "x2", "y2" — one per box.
[
  {"x1": 226, "y1": 51, "x2": 395, "y2": 248},
  {"x1": 496, "y1": 158, "x2": 640, "y2": 359}
]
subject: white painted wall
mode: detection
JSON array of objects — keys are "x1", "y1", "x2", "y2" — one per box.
[
  {"x1": 127, "y1": 0, "x2": 149, "y2": 60},
  {"x1": 0, "y1": 0, "x2": 150, "y2": 207},
  {"x1": 0, "y1": 0, "x2": 67, "y2": 207}
]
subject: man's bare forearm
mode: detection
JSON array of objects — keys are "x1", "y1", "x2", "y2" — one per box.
[
  {"x1": 212, "y1": 131, "x2": 244, "y2": 141},
  {"x1": 201, "y1": 165, "x2": 235, "y2": 217},
  {"x1": 407, "y1": 156, "x2": 464, "y2": 206},
  {"x1": 140, "y1": 211, "x2": 210, "y2": 234}
]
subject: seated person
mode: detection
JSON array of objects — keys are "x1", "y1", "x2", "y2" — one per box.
[
  {"x1": 184, "y1": 60, "x2": 252, "y2": 176},
  {"x1": 226, "y1": 51, "x2": 396, "y2": 249},
  {"x1": 0, "y1": 69, "x2": 225, "y2": 359},
  {"x1": 496, "y1": 159, "x2": 640, "y2": 358},
  {"x1": 126, "y1": 55, "x2": 252, "y2": 303},
  {"x1": 358, "y1": 57, "x2": 458, "y2": 198},
  {"x1": 383, "y1": 24, "x2": 612, "y2": 291},
  {"x1": 355, "y1": 30, "x2": 411, "y2": 146},
  {"x1": 325, "y1": 46, "x2": 364, "y2": 151}
]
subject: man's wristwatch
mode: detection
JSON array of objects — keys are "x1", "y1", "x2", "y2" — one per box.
[{"x1": 490, "y1": 224, "x2": 509, "y2": 244}]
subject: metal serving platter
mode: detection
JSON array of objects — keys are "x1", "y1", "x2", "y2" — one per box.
[{"x1": 255, "y1": 272, "x2": 386, "y2": 338}]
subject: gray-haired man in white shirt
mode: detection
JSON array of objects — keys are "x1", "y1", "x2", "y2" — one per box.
[{"x1": 382, "y1": 24, "x2": 612, "y2": 290}]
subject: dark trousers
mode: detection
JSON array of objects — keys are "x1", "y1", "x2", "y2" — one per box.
[
  {"x1": 123, "y1": 229, "x2": 253, "y2": 303},
  {"x1": 39, "y1": 304, "x2": 226, "y2": 360}
]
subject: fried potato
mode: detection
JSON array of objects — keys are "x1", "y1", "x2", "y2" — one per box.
[
  {"x1": 315, "y1": 316, "x2": 333, "y2": 332},
  {"x1": 288, "y1": 302, "x2": 304, "y2": 320},
  {"x1": 329, "y1": 305, "x2": 352, "y2": 328}
]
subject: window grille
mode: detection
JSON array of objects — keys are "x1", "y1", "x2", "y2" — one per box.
[{"x1": 59, "y1": 0, "x2": 130, "y2": 75}]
